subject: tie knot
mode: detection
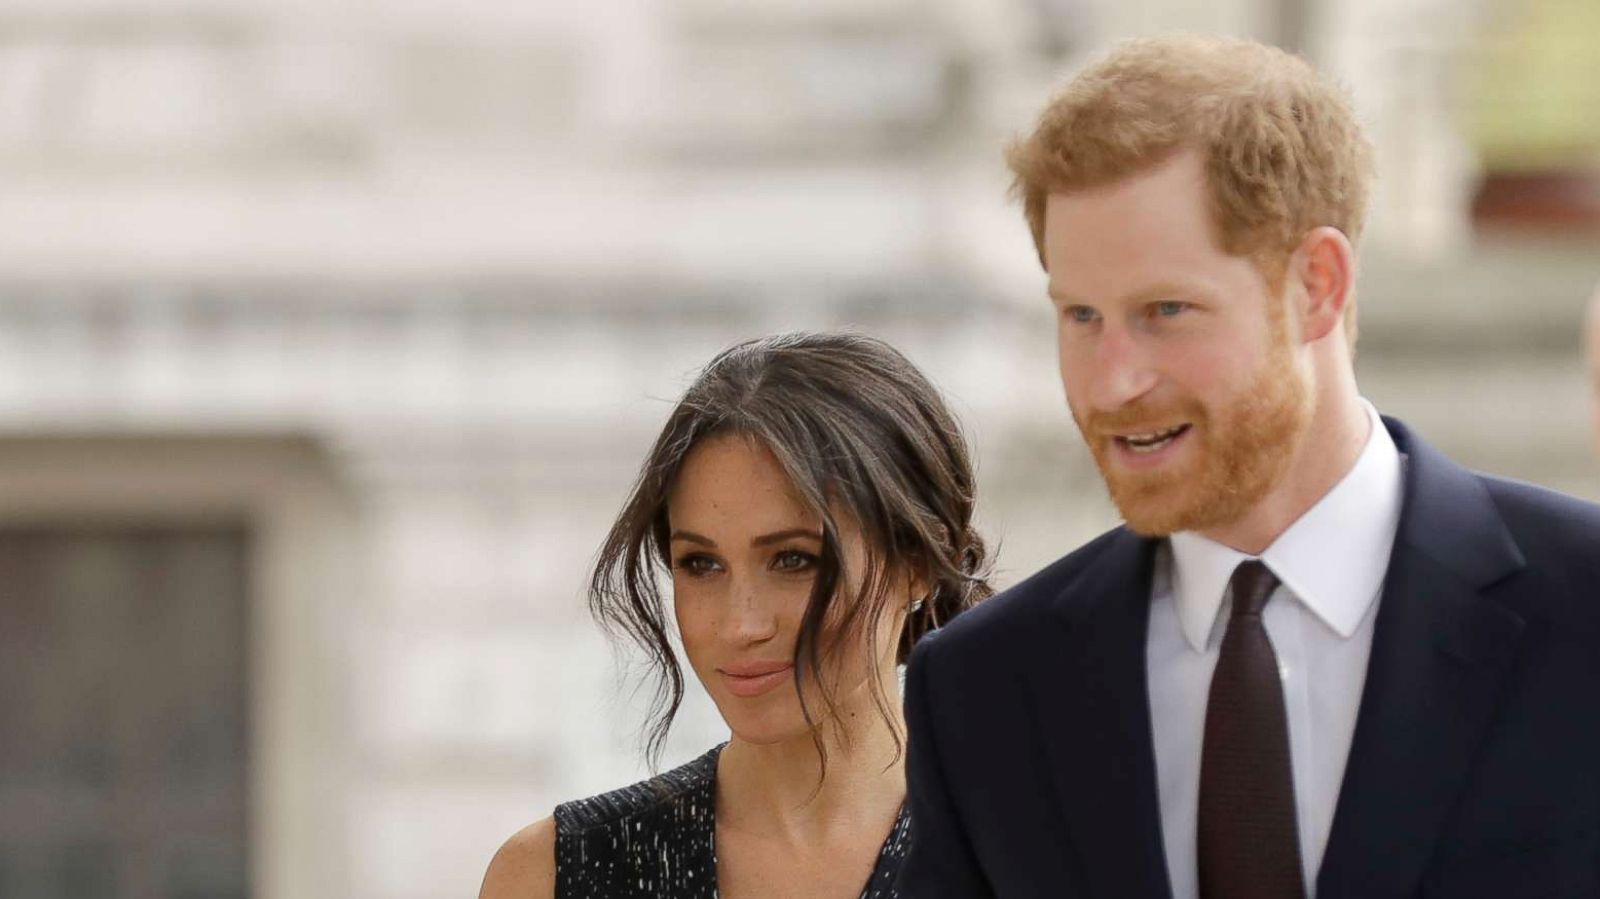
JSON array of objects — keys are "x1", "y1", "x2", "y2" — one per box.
[{"x1": 1228, "y1": 560, "x2": 1279, "y2": 618}]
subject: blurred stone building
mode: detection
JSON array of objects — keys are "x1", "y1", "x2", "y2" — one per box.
[{"x1": 0, "y1": 1, "x2": 1593, "y2": 898}]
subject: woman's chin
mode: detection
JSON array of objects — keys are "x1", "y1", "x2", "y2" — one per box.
[
  {"x1": 726, "y1": 720, "x2": 816, "y2": 746},
  {"x1": 717, "y1": 704, "x2": 813, "y2": 747},
  {"x1": 710, "y1": 674, "x2": 883, "y2": 747}
]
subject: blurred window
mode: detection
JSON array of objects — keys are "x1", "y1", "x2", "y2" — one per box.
[{"x1": 0, "y1": 526, "x2": 250, "y2": 899}]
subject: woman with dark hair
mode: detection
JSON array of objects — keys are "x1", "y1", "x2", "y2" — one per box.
[{"x1": 479, "y1": 332, "x2": 992, "y2": 899}]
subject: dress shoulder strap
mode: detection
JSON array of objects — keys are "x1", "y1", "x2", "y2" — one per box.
[{"x1": 552, "y1": 745, "x2": 722, "y2": 899}]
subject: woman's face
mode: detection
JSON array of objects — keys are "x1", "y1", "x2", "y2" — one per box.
[{"x1": 666, "y1": 433, "x2": 908, "y2": 746}]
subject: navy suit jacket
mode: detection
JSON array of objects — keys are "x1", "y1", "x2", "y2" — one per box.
[{"x1": 901, "y1": 417, "x2": 1600, "y2": 898}]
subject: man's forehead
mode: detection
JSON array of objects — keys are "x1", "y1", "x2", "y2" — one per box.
[
  {"x1": 1041, "y1": 160, "x2": 1225, "y2": 264},
  {"x1": 1042, "y1": 151, "x2": 1209, "y2": 214}
]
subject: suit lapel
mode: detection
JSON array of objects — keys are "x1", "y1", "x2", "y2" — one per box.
[
  {"x1": 1029, "y1": 530, "x2": 1173, "y2": 899},
  {"x1": 1316, "y1": 419, "x2": 1527, "y2": 899}
]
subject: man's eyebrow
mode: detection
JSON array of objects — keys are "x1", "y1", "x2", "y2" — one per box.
[
  {"x1": 1047, "y1": 281, "x2": 1204, "y2": 306},
  {"x1": 1046, "y1": 284, "x2": 1080, "y2": 305},
  {"x1": 1124, "y1": 282, "x2": 1204, "y2": 304}
]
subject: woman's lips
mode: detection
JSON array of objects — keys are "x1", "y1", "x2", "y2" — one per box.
[{"x1": 718, "y1": 662, "x2": 795, "y2": 698}]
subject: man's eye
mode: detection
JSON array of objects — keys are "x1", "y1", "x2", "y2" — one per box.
[
  {"x1": 1153, "y1": 301, "x2": 1186, "y2": 317},
  {"x1": 1065, "y1": 306, "x2": 1098, "y2": 324},
  {"x1": 772, "y1": 550, "x2": 817, "y2": 573}
]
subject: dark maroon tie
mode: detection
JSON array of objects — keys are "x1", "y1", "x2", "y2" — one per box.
[{"x1": 1197, "y1": 560, "x2": 1305, "y2": 899}]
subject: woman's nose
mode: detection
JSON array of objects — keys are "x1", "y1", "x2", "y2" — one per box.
[{"x1": 725, "y1": 579, "x2": 780, "y2": 644}]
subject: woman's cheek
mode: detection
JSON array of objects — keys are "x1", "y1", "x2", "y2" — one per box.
[{"x1": 672, "y1": 592, "x2": 717, "y2": 667}]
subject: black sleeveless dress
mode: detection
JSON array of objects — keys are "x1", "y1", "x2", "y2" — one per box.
[{"x1": 552, "y1": 745, "x2": 912, "y2": 898}]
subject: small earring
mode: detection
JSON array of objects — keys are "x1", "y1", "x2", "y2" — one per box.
[{"x1": 909, "y1": 597, "x2": 926, "y2": 613}]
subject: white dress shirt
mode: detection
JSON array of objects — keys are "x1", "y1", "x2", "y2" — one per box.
[{"x1": 1147, "y1": 401, "x2": 1404, "y2": 899}]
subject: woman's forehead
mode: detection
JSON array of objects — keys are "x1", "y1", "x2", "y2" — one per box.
[{"x1": 667, "y1": 434, "x2": 871, "y2": 545}]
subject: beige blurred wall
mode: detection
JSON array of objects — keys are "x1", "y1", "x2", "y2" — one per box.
[{"x1": 0, "y1": 1, "x2": 1595, "y2": 898}]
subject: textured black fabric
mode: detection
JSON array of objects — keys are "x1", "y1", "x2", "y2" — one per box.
[
  {"x1": 553, "y1": 744, "x2": 913, "y2": 898},
  {"x1": 1198, "y1": 561, "x2": 1305, "y2": 899}
]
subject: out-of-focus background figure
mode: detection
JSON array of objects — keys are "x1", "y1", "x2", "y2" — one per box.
[
  {"x1": 0, "y1": 2, "x2": 1594, "y2": 898},
  {"x1": 1588, "y1": 283, "x2": 1600, "y2": 458}
]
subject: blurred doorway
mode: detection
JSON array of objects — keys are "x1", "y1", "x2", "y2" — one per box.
[
  {"x1": 0, "y1": 436, "x2": 357, "y2": 899},
  {"x1": 0, "y1": 525, "x2": 251, "y2": 899}
]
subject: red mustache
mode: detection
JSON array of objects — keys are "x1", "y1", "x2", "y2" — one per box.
[{"x1": 1081, "y1": 399, "x2": 1202, "y2": 437}]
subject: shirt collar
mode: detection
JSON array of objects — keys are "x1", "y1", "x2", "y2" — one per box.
[{"x1": 1167, "y1": 400, "x2": 1404, "y2": 652}]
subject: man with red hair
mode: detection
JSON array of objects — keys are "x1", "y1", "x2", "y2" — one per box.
[{"x1": 902, "y1": 35, "x2": 1600, "y2": 899}]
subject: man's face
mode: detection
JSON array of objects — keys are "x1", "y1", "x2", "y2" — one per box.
[{"x1": 1043, "y1": 150, "x2": 1313, "y2": 536}]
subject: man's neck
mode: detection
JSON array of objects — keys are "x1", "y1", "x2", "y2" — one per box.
[{"x1": 1201, "y1": 391, "x2": 1372, "y2": 556}]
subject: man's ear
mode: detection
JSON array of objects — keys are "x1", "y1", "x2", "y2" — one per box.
[{"x1": 1289, "y1": 226, "x2": 1355, "y2": 345}]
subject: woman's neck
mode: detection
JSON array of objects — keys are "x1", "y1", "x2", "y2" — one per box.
[{"x1": 714, "y1": 682, "x2": 907, "y2": 847}]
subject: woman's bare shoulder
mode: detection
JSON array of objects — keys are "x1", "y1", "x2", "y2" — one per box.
[{"x1": 478, "y1": 816, "x2": 556, "y2": 899}]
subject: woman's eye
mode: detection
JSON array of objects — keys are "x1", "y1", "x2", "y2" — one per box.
[
  {"x1": 673, "y1": 554, "x2": 721, "y2": 576},
  {"x1": 771, "y1": 550, "x2": 817, "y2": 573}
]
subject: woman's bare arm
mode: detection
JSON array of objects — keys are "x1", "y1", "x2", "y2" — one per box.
[{"x1": 478, "y1": 816, "x2": 556, "y2": 899}]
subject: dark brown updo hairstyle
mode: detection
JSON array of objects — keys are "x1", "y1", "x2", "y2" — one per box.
[{"x1": 590, "y1": 331, "x2": 993, "y2": 769}]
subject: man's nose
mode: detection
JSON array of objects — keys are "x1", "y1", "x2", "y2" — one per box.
[{"x1": 1084, "y1": 323, "x2": 1158, "y2": 411}]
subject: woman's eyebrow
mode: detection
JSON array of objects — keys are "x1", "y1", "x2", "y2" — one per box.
[
  {"x1": 668, "y1": 530, "x2": 714, "y2": 546},
  {"x1": 751, "y1": 528, "x2": 823, "y2": 548}
]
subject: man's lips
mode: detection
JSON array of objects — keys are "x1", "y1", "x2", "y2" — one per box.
[
  {"x1": 1109, "y1": 423, "x2": 1191, "y2": 454},
  {"x1": 1094, "y1": 422, "x2": 1195, "y2": 471},
  {"x1": 718, "y1": 662, "x2": 795, "y2": 698}
]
